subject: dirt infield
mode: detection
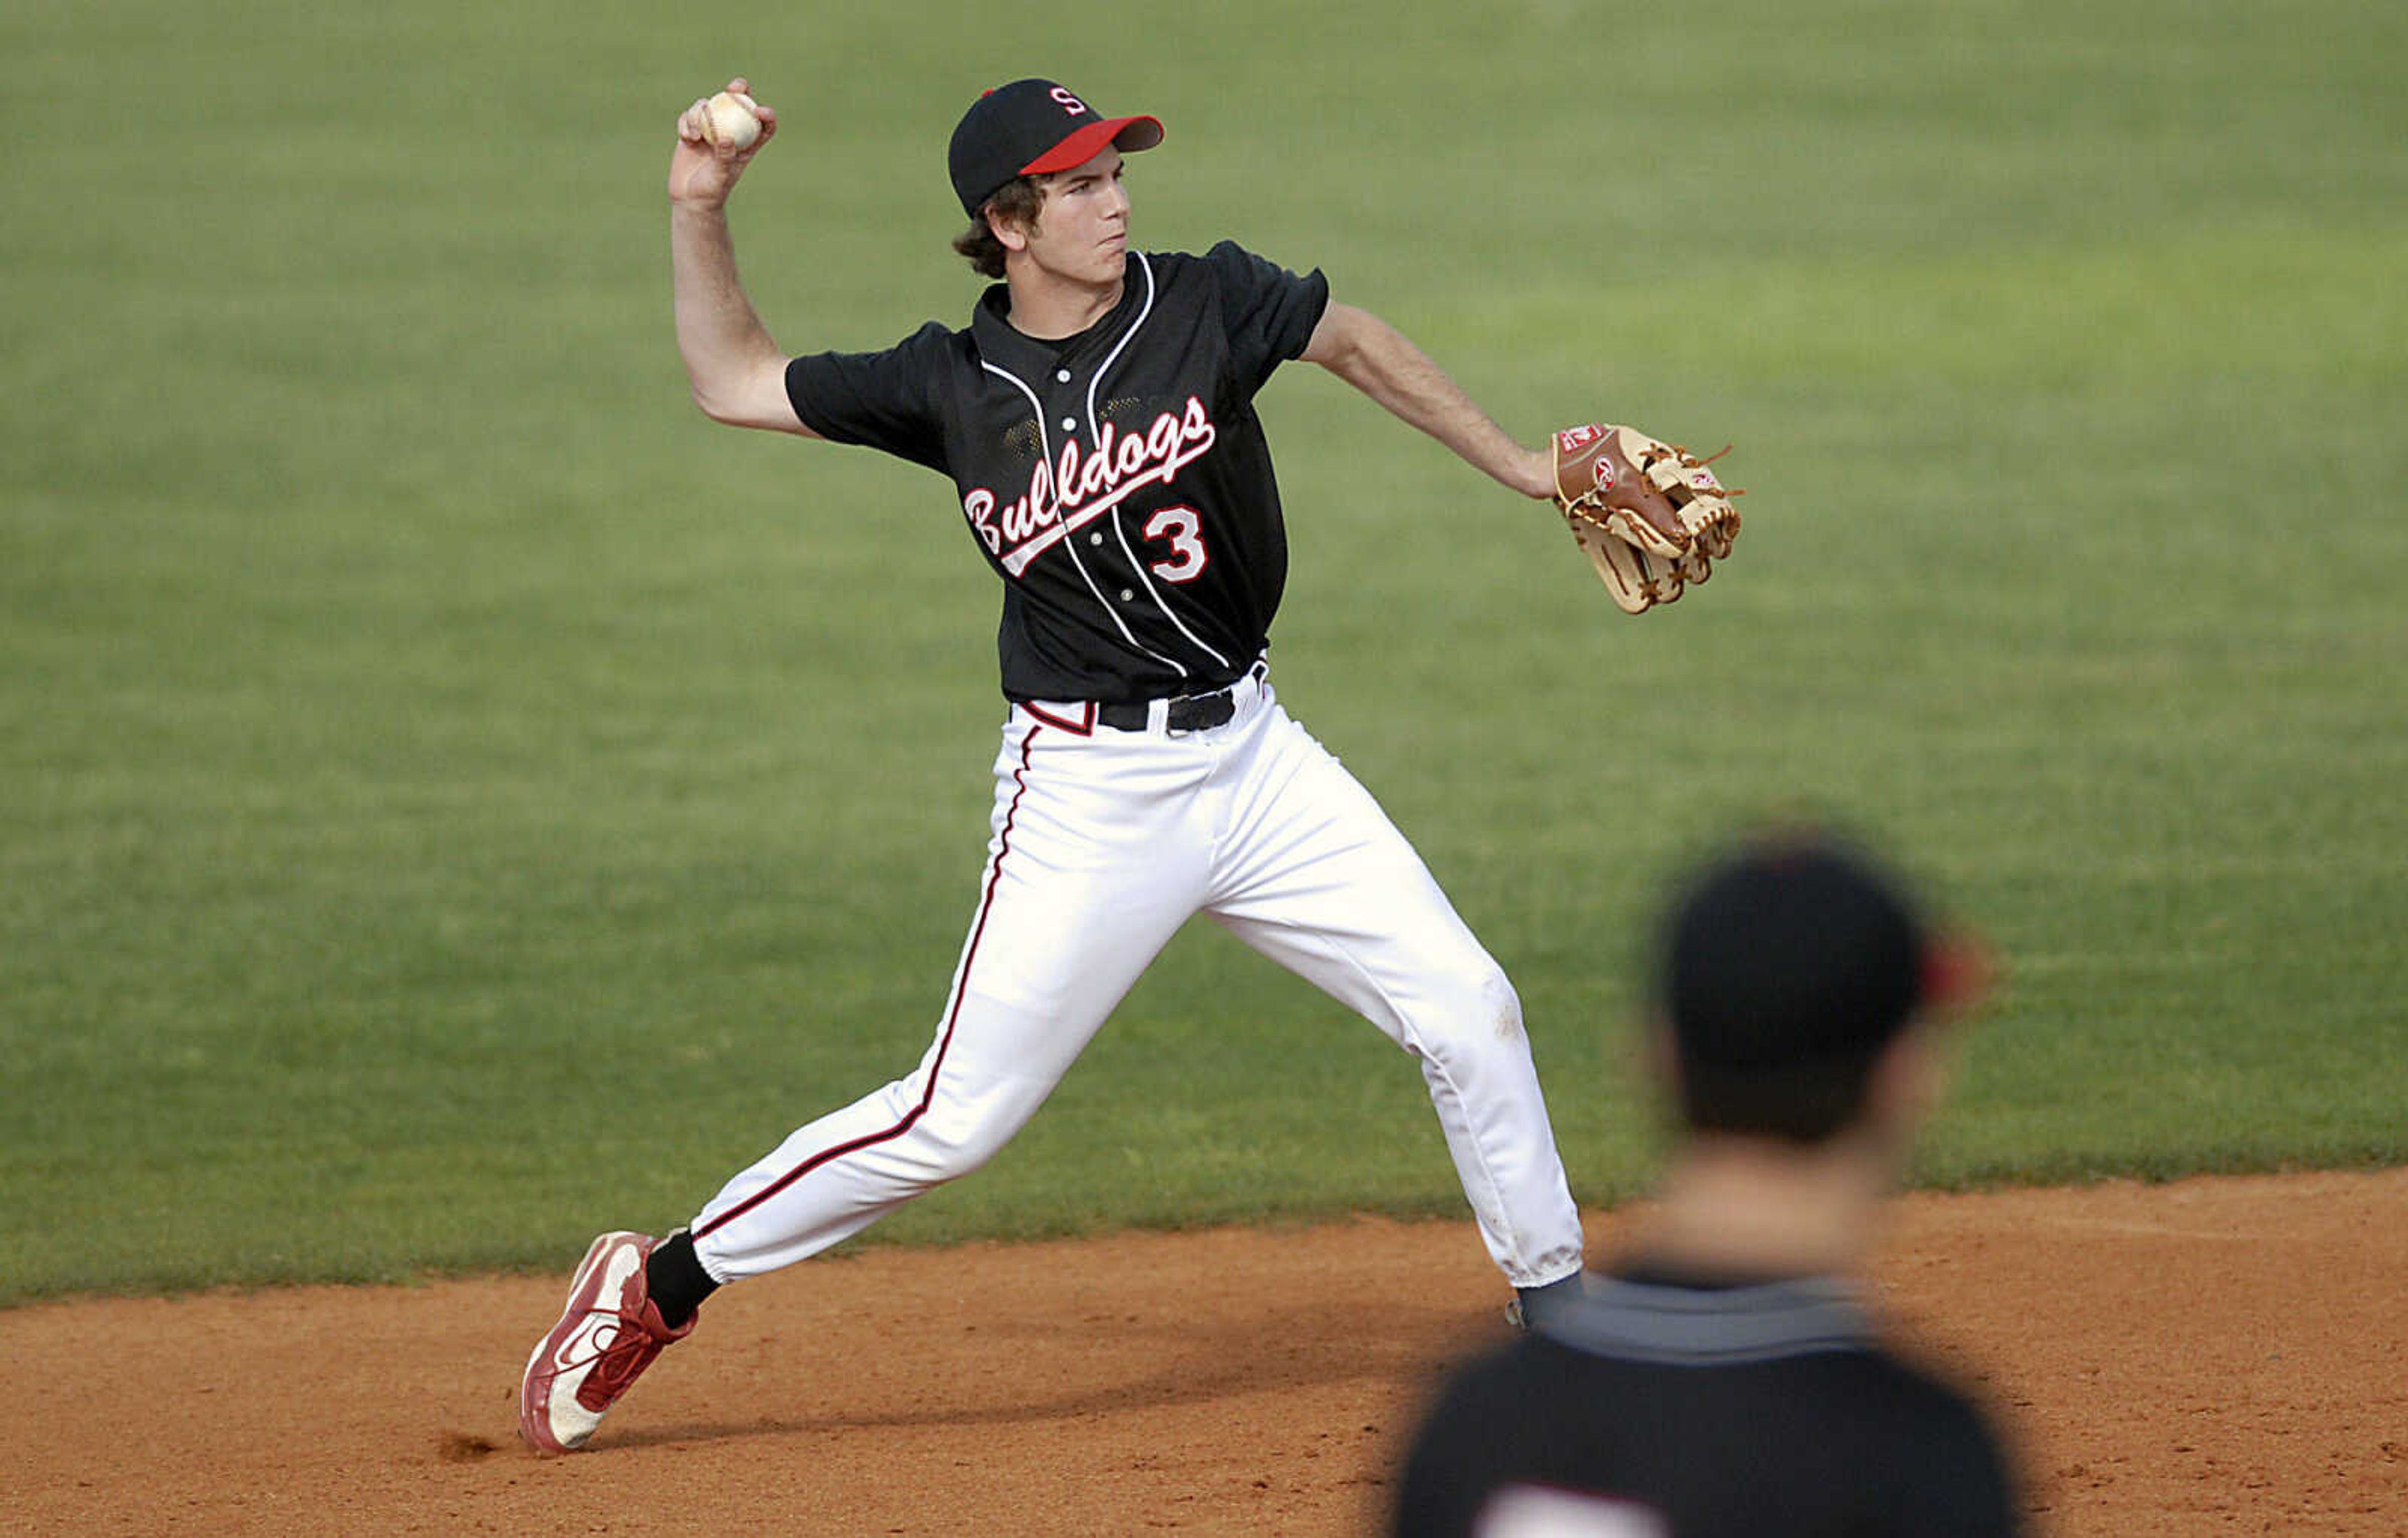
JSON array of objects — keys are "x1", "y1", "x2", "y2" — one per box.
[{"x1": 8, "y1": 1167, "x2": 2402, "y2": 1535}]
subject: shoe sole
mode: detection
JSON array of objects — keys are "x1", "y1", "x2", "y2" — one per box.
[{"x1": 518, "y1": 1231, "x2": 646, "y2": 1454}]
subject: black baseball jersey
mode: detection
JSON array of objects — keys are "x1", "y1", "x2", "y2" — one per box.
[
  {"x1": 784, "y1": 241, "x2": 1329, "y2": 705},
  {"x1": 1393, "y1": 1268, "x2": 2024, "y2": 1538}
]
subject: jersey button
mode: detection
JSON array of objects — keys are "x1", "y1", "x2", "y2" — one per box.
[
  {"x1": 1119, "y1": 588, "x2": 1134, "y2": 602},
  {"x1": 1060, "y1": 416, "x2": 1077, "y2": 431},
  {"x1": 1089, "y1": 532, "x2": 1104, "y2": 546},
  {"x1": 1055, "y1": 369, "x2": 1072, "y2": 384}
]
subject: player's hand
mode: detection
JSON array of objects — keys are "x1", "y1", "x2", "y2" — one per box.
[{"x1": 669, "y1": 77, "x2": 779, "y2": 209}]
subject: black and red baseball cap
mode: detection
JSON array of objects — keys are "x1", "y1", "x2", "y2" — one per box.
[
  {"x1": 948, "y1": 78, "x2": 1164, "y2": 217},
  {"x1": 1658, "y1": 830, "x2": 1992, "y2": 1076}
]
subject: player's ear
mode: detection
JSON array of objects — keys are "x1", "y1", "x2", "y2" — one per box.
[{"x1": 984, "y1": 203, "x2": 1032, "y2": 254}]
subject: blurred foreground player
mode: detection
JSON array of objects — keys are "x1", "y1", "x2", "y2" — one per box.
[{"x1": 1393, "y1": 831, "x2": 2022, "y2": 1537}]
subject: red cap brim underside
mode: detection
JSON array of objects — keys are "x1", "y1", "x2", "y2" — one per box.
[
  {"x1": 1020, "y1": 115, "x2": 1164, "y2": 176},
  {"x1": 1920, "y1": 933, "x2": 1997, "y2": 1017}
]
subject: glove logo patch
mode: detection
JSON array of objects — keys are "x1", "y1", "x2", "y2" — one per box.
[{"x1": 1555, "y1": 424, "x2": 1603, "y2": 453}]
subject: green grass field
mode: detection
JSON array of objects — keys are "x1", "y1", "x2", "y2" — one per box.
[{"x1": 4, "y1": 0, "x2": 2403, "y2": 1304}]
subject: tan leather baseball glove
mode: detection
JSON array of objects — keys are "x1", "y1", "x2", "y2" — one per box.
[{"x1": 1550, "y1": 424, "x2": 1743, "y2": 614}]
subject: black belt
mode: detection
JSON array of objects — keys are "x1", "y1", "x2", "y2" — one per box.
[{"x1": 1097, "y1": 670, "x2": 1255, "y2": 733}]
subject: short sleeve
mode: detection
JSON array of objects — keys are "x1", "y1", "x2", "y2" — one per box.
[
  {"x1": 1203, "y1": 240, "x2": 1331, "y2": 396},
  {"x1": 784, "y1": 322, "x2": 956, "y2": 475}
]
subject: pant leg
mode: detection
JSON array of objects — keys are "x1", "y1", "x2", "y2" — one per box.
[
  {"x1": 1202, "y1": 699, "x2": 1585, "y2": 1289},
  {"x1": 691, "y1": 715, "x2": 1212, "y2": 1283}
]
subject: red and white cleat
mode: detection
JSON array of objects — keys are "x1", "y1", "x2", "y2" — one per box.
[{"x1": 518, "y1": 1231, "x2": 694, "y2": 1453}]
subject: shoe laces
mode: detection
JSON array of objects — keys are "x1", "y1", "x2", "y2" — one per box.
[{"x1": 578, "y1": 1304, "x2": 677, "y2": 1406}]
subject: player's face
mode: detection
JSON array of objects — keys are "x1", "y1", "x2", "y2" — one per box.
[{"x1": 1024, "y1": 147, "x2": 1130, "y2": 287}]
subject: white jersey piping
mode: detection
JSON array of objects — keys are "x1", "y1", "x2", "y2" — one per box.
[{"x1": 1090, "y1": 255, "x2": 1233, "y2": 673}]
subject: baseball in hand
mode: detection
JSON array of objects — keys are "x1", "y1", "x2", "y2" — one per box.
[{"x1": 704, "y1": 90, "x2": 763, "y2": 150}]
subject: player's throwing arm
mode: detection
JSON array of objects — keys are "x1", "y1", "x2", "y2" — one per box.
[{"x1": 668, "y1": 79, "x2": 813, "y2": 435}]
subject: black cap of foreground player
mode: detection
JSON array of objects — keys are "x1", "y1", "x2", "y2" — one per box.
[
  {"x1": 948, "y1": 78, "x2": 1164, "y2": 218},
  {"x1": 1659, "y1": 831, "x2": 1989, "y2": 1077}
]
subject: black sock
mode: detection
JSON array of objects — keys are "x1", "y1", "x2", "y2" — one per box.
[{"x1": 646, "y1": 1230, "x2": 719, "y2": 1329}]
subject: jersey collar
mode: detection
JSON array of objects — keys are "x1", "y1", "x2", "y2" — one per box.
[
  {"x1": 1546, "y1": 1273, "x2": 1873, "y2": 1364},
  {"x1": 971, "y1": 253, "x2": 1146, "y2": 379}
]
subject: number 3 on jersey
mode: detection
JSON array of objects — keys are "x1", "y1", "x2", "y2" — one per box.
[{"x1": 1142, "y1": 505, "x2": 1210, "y2": 582}]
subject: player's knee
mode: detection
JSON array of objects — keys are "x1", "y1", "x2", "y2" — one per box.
[
  {"x1": 922, "y1": 1124, "x2": 1011, "y2": 1181},
  {"x1": 1417, "y1": 955, "x2": 1527, "y2": 1055},
  {"x1": 1468, "y1": 964, "x2": 1526, "y2": 1048},
  {"x1": 909, "y1": 1084, "x2": 1041, "y2": 1182},
  {"x1": 1482, "y1": 966, "x2": 1526, "y2": 1044}
]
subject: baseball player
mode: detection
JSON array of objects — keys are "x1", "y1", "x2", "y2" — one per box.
[
  {"x1": 1391, "y1": 832, "x2": 2022, "y2": 1536},
  {"x1": 520, "y1": 75, "x2": 1592, "y2": 1453}
]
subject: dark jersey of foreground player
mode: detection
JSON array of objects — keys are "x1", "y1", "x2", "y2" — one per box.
[{"x1": 1394, "y1": 1267, "x2": 2022, "y2": 1538}]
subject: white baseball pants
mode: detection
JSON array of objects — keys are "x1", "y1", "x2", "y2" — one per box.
[{"x1": 688, "y1": 673, "x2": 1585, "y2": 1290}]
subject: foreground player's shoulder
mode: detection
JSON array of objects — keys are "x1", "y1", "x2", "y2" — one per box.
[
  {"x1": 1849, "y1": 1351, "x2": 2025, "y2": 1534},
  {"x1": 1392, "y1": 1337, "x2": 1613, "y2": 1538},
  {"x1": 1406, "y1": 1334, "x2": 1605, "y2": 1475}
]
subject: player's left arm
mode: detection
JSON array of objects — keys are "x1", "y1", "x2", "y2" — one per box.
[{"x1": 1301, "y1": 302, "x2": 1554, "y2": 501}]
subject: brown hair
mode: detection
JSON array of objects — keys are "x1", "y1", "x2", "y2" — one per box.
[{"x1": 951, "y1": 175, "x2": 1048, "y2": 280}]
